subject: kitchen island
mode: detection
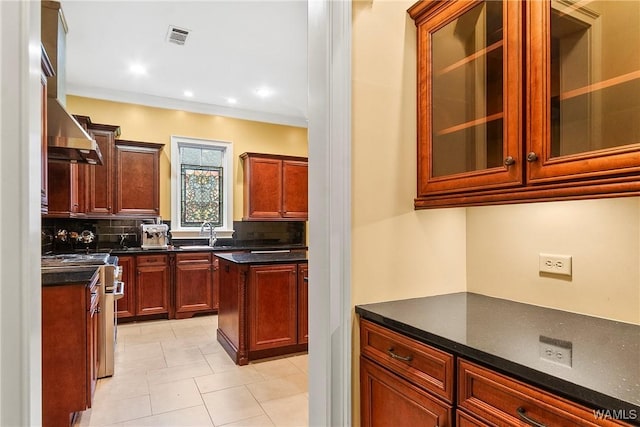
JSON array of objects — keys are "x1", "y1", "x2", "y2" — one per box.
[
  {"x1": 356, "y1": 293, "x2": 640, "y2": 426},
  {"x1": 215, "y1": 251, "x2": 308, "y2": 365}
]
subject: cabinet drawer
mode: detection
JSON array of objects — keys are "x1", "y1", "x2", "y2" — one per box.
[
  {"x1": 458, "y1": 359, "x2": 630, "y2": 427},
  {"x1": 360, "y1": 319, "x2": 453, "y2": 403},
  {"x1": 176, "y1": 253, "x2": 212, "y2": 264},
  {"x1": 456, "y1": 410, "x2": 486, "y2": 427},
  {"x1": 136, "y1": 254, "x2": 167, "y2": 265},
  {"x1": 361, "y1": 356, "x2": 451, "y2": 427}
]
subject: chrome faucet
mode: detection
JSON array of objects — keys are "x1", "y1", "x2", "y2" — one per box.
[{"x1": 200, "y1": 221, "x2": 217, "y2": 247}]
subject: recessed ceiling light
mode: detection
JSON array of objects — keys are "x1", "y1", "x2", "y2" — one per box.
[
  {"x1": 255, "y1": 87, "x2": 273, "y2": 98},
  {"x1": 184, "y1": 90, "x2": 194, "y2": 97},
  {"x1": 129, "y1": 63, "x2": 147, "y2": 76},
  {"x1": 227, "y1": 97, "x2": 237, "y2": 104}
]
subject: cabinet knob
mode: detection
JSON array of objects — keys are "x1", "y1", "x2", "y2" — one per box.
[
  {"x1": 526, "y1": 152, "x2": 539, "y2": 162},
  {"x1": 503, "y1": 156, "x2": 516, "y2": 166}
]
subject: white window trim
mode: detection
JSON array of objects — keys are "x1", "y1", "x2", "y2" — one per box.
[{"x1": 170, "y1": 135, "x2": 234, "y2": 240}]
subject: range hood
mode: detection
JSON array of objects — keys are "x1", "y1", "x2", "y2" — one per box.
[
  {"x1": 43, "y1": 0, "x2": 102, "y2": 165},
  {"x1": 47, "y1": 98, "x2": 103, "y2": 165}
]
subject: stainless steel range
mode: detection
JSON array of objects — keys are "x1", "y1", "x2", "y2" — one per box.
[{"x1": 41, "y1": 252, "x2": 124, "y2": 378}]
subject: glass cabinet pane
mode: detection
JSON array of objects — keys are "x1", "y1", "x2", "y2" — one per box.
[
  {"x1": 431, "y1": 1, "x2": 504, "y2": 177},
  {"x1": 550, "y1": 0, "x2": 640, "y2": 158}
]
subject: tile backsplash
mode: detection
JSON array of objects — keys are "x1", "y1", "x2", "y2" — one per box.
[{"x1": 42, "y1": 218, "x2": 306, "y2": 253}]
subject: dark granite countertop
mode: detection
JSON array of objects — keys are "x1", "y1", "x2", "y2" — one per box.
[
  {"x1": 356, "y1": 292, "x2": 640, "y2": 419},
  {"x1": 215, "y1": 251, "x2": 308, "y2": 264},
  {"x1": 41, "y1": 265, "x2": 99, "y2": 286},
  {"x1": 110, "y1": 244, "x2": 307, "y2": 254}
]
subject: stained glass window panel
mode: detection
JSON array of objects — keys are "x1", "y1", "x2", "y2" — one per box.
[
  {"x1": 202, "y1": 149, "x2": 222, "y2": 166},
  {"x1": 180, "y1": 147, "x2": 201, "y2": 165},
  {"x1": 181, "y1": 165, "x2": 223, "y2": 227}
]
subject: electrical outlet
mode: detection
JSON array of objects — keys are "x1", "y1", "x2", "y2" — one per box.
[
  {"x1": 539, "y1": 253, "x2": 572, "y2": 276},
  {"x1": 539, "y1": 335, "x2": 572, "y2": 367}
]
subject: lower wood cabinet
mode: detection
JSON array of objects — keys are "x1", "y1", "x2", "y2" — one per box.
[
  {"x1": 217, "y1": 258, "x2": 308, "y2": 365},
  {"x1": 359, "y1": 319, "x2": 631, "y2": 427},
  {"x1": 115, "y1": 255, "x2": 136, "y2": 319},
  {"x1": 249, "y1": 264, "x2": 298, "y2": 351},
  {"x1": 360, "y1": 319, "x2": 453, "y2": 427},
  {"x1": 361, "y1": 356, "x2": 451, "y2": 427},
  {"x1": 297, "y1": 264, "x2": 308, "y2": 344},
  {"x1": 135, "y1": 254, "x2": 170, "y2": 316},
  {"x1": 42, "y1": 276, "x2": 99, "y2": 427},
  {"x1": 116, "y1": 254, "x2": 170, "y2": 319},
  {"x1": 457, "y1": 359, "x2": 630, "y2": 427},
  {"x1": 175, "y1": 252, "x2": 214, "y2": 318},
  {"x1": 117, "y1": 252, "x2": 220, "y2": 321}
]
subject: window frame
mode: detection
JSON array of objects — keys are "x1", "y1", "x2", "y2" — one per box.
[{"x1": 170, "y1": 135, "x2": 234, "y2": 239}]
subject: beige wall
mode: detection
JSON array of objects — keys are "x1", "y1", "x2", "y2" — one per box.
[
  {"x1": 467, "y1": 198, "x2": 640, "y2": 324},
  {"x1": 352, "y1": 0, "x2": 640, "y2": 424},
  {"x1": 66, "y1": 96, "x2": 308, "y2": 220}
]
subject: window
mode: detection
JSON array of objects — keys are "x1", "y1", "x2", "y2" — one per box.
[{"x1": 171, "y1": 136, "x2": 233, "y2": 238}]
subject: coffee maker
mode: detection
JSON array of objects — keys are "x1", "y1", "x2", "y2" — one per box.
[{"x1": 141, "y1": 224, "x2": 169, "y2": 249}]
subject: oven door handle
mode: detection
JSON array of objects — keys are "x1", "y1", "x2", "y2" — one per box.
[{"x1": 113, "y1": 281, "x2": 125, "y2": 300}]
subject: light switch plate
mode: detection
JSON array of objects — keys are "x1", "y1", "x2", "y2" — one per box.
[{"x1": 539, "y1": 253, "x2": 572, "y2": 276}]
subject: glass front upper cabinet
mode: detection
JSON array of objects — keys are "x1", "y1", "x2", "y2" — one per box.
[
  {"x1": 528, "y1": 0, "x2": 640, "y2": 182},
  {"x1": 410, "y1": 0, "x2": 640, "y2": 208},
  {"x1": 411, "y1": 0, "x2": 523, "y2": 196}
]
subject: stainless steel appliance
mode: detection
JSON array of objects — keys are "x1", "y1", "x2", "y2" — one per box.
[
  {"x1": 141, "y1": 223, "x2": 169, "y2": 249},
  {"x1": 41, "y1": 252, "x2": 124, "y2": 378},
  {"x1": 98, "y1": 263, "x2": 123, "y2": 378}
]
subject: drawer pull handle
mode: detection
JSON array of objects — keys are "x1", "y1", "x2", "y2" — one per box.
[
  {"x1": 517, "y1": 407, "x2": 546, "y2": 427},
  {"x1": 387, "y1": 347, "x2": 412, "y2": 362}
]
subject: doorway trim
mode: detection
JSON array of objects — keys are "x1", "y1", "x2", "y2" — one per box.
[{"x1": 308, "y1": 0, "x2": 352, "y2": 425}]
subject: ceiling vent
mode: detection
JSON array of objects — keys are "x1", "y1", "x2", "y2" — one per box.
[{"x1": 166, "y1": 26, "x2": 190, "y2": 46}]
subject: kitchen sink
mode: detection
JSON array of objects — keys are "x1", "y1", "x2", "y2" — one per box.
[{"x1": 177, "y1": 245, "x2": 214, "y2": 250}]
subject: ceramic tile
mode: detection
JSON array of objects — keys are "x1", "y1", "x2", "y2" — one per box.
[
  {"x1": 93, "y1": 374, "x2": 149, "y2": 403},
  {"x1": 246, "y1": 373, "x2": 307, "y2": 403},
  {"x1": 147, "y1": 361, "x2": 213, "y2": 385},
  {"x1": 205, "y1": 351, "x2": 241, "y2": 373},
  {"x1": 83, "y1": 395, "x2": 152, "y2": 425},
  {"x1": 249, "y1": 358, "x2": 301, "y2": 379},
  {"x1": 122, "y1": 405, "x2": 213, "y2": 426},
  {"x1": 260, "y1": 393, "x2": 308, "y2": 427},
  {"x1": 195, "y1": 366, "x2": 265, "y2": 394},
  {"x1": 78, "y1": 315, "x2": 307, "y2": 427},
  {"x1": 149, "y1": 378, "x2": 203, "y2": 414},
  {"x1": 288, "y1": 354, "x2": 308, "y2": 373},
  {"x1": 201, "y1": 386, "x2": 265, "y2": 426},
  {"x1": 221, "y1": 414, "x2": 275, "y2": 427},
  {"x1": 162, "y1": 345, "x2": 207, "y2": 367},
  {"x1": 116, "y1": 355, "x2": 167, "y2": 377}
]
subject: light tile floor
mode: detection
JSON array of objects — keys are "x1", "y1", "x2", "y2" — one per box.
[{"x1": 75, "y1": 315, "x2": 308, "y2": 427}]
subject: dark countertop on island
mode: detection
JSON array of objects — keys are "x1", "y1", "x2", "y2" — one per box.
[
  {"x1": 41, "y1": 265, "x2": 99, "y2": 286},
  {"x1": 356, "y1": 292, "x2": 640, "y2": 419},
  {"x1": 215, "y1": 251, "x2": 308, "y2": 264}
]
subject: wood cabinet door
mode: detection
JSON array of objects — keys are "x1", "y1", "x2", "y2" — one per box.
[
  {"x1": 282, "y1": 160, "x2": 308, "y2": 219},
  {"x1": 116, "y1": 256, "x2": 136, "y2": 319},
  {"x1": 114, "y1": 142, "x2": 160, "y2": 216},
  {"x1": 360, "y1": 356, "x2": 452, "y2": 427},
  {"x1": 175, "y1": 253, "x2": 213, "y2": 314},
  {"x1": 244, "y1": 156, "x2": 283, "y2": 219},
  {"x1": 136, "y1": 262, "x2": 170, "y2": 316},
  {"x1": 42, "y1": 284, "x2": 89, "y2": 427},
  {"x1": 526, "y1": 1, "x2": 640, "y2": 185},
  {"x1": 248, "y1": 264, "x2": 297, "y2": 351},
  {"x1": 411, "y1": 0, "x2": 523, "y2": 196},
  {"x1": 212, "y1": 256, "x2": 220, "y2": 310},
  {"x1": 47, "y1": 161, "x2": 81, "y2": 215},
  {"x1": 86, "y1": 129, "x2": 114, "y2": 215},
  {"x1": 297, "y1": 263, "x2": 308, "y2": 344}
]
